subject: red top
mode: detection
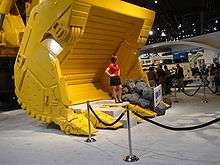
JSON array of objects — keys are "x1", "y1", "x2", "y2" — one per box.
[{"x1": 108, "y1": 63, "x2": 120, "y2": 76}]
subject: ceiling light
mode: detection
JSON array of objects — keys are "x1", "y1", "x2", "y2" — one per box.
[
  {"x1": 215, "y1": 20, "x2": 218, "y2": 24},
  {"x1": 154, "y1": 0, "x2": 158, "y2": 4},
  {"x1": 193, "y1": 29, "x2": 196, "y2": 32},
  {"x1": 192, "y1": 23, "x2": 195, "y2": 26},
  {"x1": 214, "y1": 27, "x2": 217, "y2": 31},
  {"x1": 182, "y1": 30, "x2": 185, "y2": 33},
  {"x1": 149, "y1": 30, "x2": 153, "y2": 35},
  {"x1": 178, "y1": 24, "x2": 182, "y2": 29},
  {"x1": 161, "y1": 31, "x2": 166, "y2": 37}
]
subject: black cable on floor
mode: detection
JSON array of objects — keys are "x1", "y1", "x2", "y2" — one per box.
[{"x1": 132, "y1": 111, "x2": 220, "y2": 131}]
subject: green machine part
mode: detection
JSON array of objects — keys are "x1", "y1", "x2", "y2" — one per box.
[{"x1": 14, "y1": 0, "x2": 155, "y2": 135}]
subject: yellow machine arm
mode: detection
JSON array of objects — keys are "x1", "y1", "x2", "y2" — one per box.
[
  {"x1": 0, "y1": 0, "x2": 25, "y2": 51},
  {"x1": 0, "y1": 0, "x2": 13, "y2": 14},
  {"x1": 14, "y1": 0, "x2": 155, "y2": 135},
  {"x1": 0, "y1": 0, "x2": 44, "y2": 111},
  {"x1": 25, "y1": 0, "x2": 44, "y2": 21}
]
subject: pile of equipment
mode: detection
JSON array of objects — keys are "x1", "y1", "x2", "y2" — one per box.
[{"x1": 122, "y1": 80, "x2": 170, "y2": 116}]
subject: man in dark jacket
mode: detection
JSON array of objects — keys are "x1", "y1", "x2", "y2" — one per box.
[
  {"x1": 156, "y1": 64, "x2": 166, "y2": 94},
  {"x1": 176, "y1": 64, "x2": 184, "y2": 92},
  {"x1": 164, "y1": 65, "x2": 172, "y2": 94},
  {"x1": 200, "y1": 64, "x2": 209, "y2": 86},
  {"x1": 214, "y1": 61, "x2": 220, "y2": 92},
  {"x1": 147, "y1": 67, "x2": 157, "y2": 87}
]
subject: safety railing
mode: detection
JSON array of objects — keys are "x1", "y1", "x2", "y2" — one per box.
[{"x1": 84, "y1": 101, "x2": 220, "y2": 162}]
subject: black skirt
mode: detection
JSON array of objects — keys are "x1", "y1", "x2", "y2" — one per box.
[{"x1": 110, "y1": 76, "x2": 121, "y2": 86}]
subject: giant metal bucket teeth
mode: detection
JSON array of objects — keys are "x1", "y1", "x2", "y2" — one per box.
[{"x1": 14, "y1": 0, "x2": 155, "y2": 135}]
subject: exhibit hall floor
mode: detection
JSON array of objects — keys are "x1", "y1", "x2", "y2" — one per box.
[{"x1": 0, "y1": 90, "x2": 220, "y2": 165}]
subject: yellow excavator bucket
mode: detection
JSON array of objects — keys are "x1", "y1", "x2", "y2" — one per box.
[{"x1": 14, "y1": 0, "x2": 155, "y2": 135}]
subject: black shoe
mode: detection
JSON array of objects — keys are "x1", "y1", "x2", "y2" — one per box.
[
  {"x1": 118, "y1": 99, "x2": 123, "y2": 103},
  {"x1": 114, "y1": 98, "x2": 119, "y2": 103}
]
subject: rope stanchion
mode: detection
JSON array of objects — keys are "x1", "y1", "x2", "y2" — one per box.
[
  {"x1": 201, "y1": 82, "x2": 208, "y2": 103},
  {"x1": 124, "y1": 105, "x2": 139, "y2": 162},
  {"x1": 84, "y1": 101, "x2": 220, "y2": 163},
  {"x1": 88, "y1": 104, "x2": 126, "y2": 126},
  {"x1": 88, "y1": 102, "x2": 139, "y2": 162},
  {"x1": 172, "y1": 81, "x2": 179, "y2": 103},
  {"x1": 207, "y1": 86, "x2": 220, "y2": 96},
  {"x1": 181, "y1": 85, "x2": 201, "y2": 97},
  {"x1": 85, "y1": 101, "x2": 96, "y2": 143},
  {"x1": 132, "y1": 111, "x2": 220, "y2": 131}
]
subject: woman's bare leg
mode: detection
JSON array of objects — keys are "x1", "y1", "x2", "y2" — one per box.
[
  {"x1": 112, "y1": 86, "x2": 117, "y2": 101},
  {"x1": 116, "y1": 85, "x2": 122, "y2": 102}
]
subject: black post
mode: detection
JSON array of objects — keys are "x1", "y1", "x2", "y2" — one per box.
[
  {"x1": 124, "y1": 106, "x2": 139, "y2": 162},
  {"x1": 0, "y1": 13, "x2": 5, "y2": 30},
  {"x1": 85, "y1": 101, "x2": 96, "y2": 143},
  {"x1": 202, "y1": 77, "x2": 208, "y2": 103}
]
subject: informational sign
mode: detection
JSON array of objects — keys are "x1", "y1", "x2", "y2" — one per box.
[{"x1": 154, "y1": 84, "x2": 162, "y2": 107}]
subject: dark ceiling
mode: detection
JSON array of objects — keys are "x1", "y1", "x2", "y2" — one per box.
[
  {"x1": 16, "y1": 0, "x2": 220, "y2": 45},
  {"x1": 123, "y1": 0, "x2": 220, "y2": 44}
]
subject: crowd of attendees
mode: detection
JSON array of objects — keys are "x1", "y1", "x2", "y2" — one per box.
[
  {"x1": 194, "y1": 59, "x2": 220, "y2": 92},
  {"x1": 147, "y1": 63, "x2": 184, "y2": 95},
  {"x1": 147, "y1": 59, "x2": 220, "y2": 95}
]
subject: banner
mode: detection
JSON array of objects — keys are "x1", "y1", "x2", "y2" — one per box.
[{"x1": 154, "y1": 84, "x2": 162, "y2": 107}]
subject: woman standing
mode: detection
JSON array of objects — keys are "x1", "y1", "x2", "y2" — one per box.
[{"x1": 105, "y1": 56, "x2": 122, "y2": 103}]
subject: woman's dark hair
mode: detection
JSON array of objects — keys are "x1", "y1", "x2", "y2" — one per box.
[{"x1": 111, "y1": 56, "x2": 117, "y2": 63}]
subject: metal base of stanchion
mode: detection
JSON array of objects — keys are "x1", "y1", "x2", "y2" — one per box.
[
  {"x1": 85, "y1": 137, "x2": 96, "y2": 143},
  {"x1": 124, "y1": 155, "x2": 139, "y2": 162},
  {"x1": 201, "y1": 98, "x2": 208, "y2": 103}
]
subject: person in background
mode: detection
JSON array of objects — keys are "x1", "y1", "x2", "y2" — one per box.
[
  {"x1": 209, "y1": 63, "x2": 216, "y2": 87},
  {"x1": 200, "y1": 64, "x2": 209, "y2": 76},
  {"x1": 200, "y1": 64, "x2": 209, "y2": 85},
  {"x1": 156, "y1": 64, "x2": 165, "y2": 93},
  {"x1": 214, "y1": 60, "x2": 220, "y2": 92},
  {"x1": 147, "y1": 66, "x2": 157, "y2": 87},
  {"x1": 176, "y1": 64, "x2": 184, "y2": 92},
  {"x1": 105, "y1": 56, "x2": 122, "y2": 103},
  {"x1": 164, "y1": 65, "x2": 172, "y2": 94}
]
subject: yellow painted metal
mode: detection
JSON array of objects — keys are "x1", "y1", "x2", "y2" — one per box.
[
  {"x1": 0, "y1": 0, "x2": 25, "y2": 56},
  {"x1": 25, "y1": 0, "x2": 44, "y2": 21},
  {"x1": 129, "y1": 104, "x2": 157, "y2": 118},
  {"x1": 14, "y1": 0, "x2": 155, "y2": 135},
  {"x1": 0, "y1": 0, "x2": 13, "y2": 14},
  {"x1": 84, "y1": 110, "x2": 123, "y2": 129},
  {"x1": 2, "y1": 14, "x2": 25, "y2": 46},
  {"x1": 160, "y1": 100, "x2": 171, "y2": 109}
]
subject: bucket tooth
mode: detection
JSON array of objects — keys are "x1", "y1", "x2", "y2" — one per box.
[{"x1": 58, "y1": 114, "x2": 97, "y2": 136}]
